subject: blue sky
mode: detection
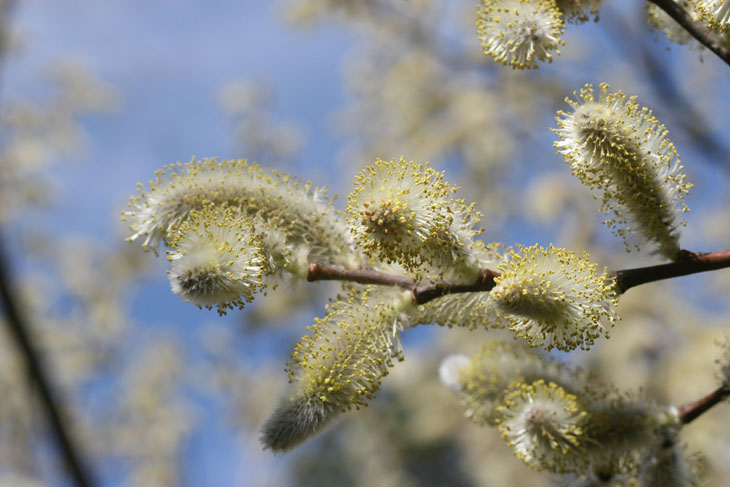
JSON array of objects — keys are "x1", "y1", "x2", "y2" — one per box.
[{"x1": 8, "y1": 0, "x2": 353, "y2": 239}]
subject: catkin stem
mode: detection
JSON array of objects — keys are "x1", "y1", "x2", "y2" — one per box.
[{"x1": 677, "y1": 385, "x2": 730, "y2": 425}]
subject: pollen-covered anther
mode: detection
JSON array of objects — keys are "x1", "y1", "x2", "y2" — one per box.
[{"x1": 359, "y1": 198, "x2": 411, "y2": 238}]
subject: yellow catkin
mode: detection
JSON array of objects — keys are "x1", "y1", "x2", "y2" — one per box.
[
  {"x1": 496, "y1": 379, "x2": 590, "y2": 472},
  {"x1": 260, "y1": 287, "x2": 413, "y2": 451},
  {"x1": 347, "y1": 157, "x2": 482, "y2": 280},
  {"x1": 123, "y1": 157, "x2": 355, "y2": 266},
  {"x1": 476, "y1": 0, "x2": 565, "y2": 70},
  {"x1": 166, "y1": 205, "x2": 266, "y2": 315},
  {"x1": 553, "y1": 83, "x2": 691, "y2": 260},
  {"x1": 490, "y1": 244, "x2": 617, "y2": 351}
]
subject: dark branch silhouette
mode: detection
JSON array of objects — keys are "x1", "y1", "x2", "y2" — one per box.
[{"x1": 0, "y1": 237, "x2": 94, "y2": 487}]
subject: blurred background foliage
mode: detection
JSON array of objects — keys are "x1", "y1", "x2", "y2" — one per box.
[{"x1": 1, "y1": 0, "x2": 729, "y2": 485}]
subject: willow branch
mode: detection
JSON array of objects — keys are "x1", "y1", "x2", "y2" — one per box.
[
  {"x1": 0, "y1": 237, "x2": 94, "y2": 487},
  {"x1": 307, "y1": 263, "x2": 499, "y2": 305},
  {"x1": 308, "y1": 249, "x2": 730, "y2": 303},
  {"x1": 677, "y1": 385, "x2": 730, "y2": 425},
  {"x1": 307, "y1": 263, "x2": 414, "y2": 288},
  {"x1": 647, "y1": 0, "x2": 730, "y2": 67},
  {"x1": 614, "y1": 249, "x2": 730, "y2": 293}
]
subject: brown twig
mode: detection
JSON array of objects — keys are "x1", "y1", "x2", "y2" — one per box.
[
  {"x1": 307, "y1": 262, "x2": 414, "y2": 288},
  {"x1": 677, "y1": 385, "x2": 730, "y2": 425},
  {"x1": 411, "y1": 269, "x2": 500, "y2": 305},
  {"x1": 614, "y1": 249, "x2": 730, "y2": 293},
  {"x1": 306, "y1": 263, "x2": 499, "y2": 305},
  {"x1": 308, "y1": 249, "x2": 730, "y2": 302},
  {"x1": 648, "y1": 0, "x2": 730, "y2": 67},
  {"x1": 0, "y1": 237, "x2": 94, "y2": 487}
]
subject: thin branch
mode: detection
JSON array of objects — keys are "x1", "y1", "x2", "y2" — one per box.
[
  {"x1": 307, "y1": 262, "x2": 414, "y2": 288},
  {"x1": 306, "y1": 263, "x2": 499, "y2": 305},
  {"x1": 308, "y1": 249, "x2": 730, "y2": 303},
  {"x1": 614, "y1": 249, "x2": 730, "y2": 293},
  {"x1": 0, "y1": 237, "x2": 94, "y2": 487},
  {"x1": 677, "y1": 385, "x2": 729, "y2": 425},
  {"x1": 411, "y1": 269, "x2": 499, "y2": 305},
  {"x1": 647, "y1": 0, "x2": 730, "y2": 67}
]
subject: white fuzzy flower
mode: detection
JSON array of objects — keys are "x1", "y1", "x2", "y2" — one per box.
[
  {"x1": 587, "y1": 396, "x2": 664, "y2": 466},
  {"x1": 347, "y1": 157, "x2": 482, "y2": 279},
  {"x1": 260, "y1": 287, "x2": 413, "y2": 451},
  {"x1": 497, "y1": 379, "x2": 589, "y2": 472},
  {"x1": 123, "y1": 157, "x2": 355, "y2": 266},
  {"x1": 553, "y1": 84, "x2": 691, "y2": 259},
  {"x1": 167, "y1": 206, "x2": 266, "y2": 315},
  {"x1": 455, "y1": 341, "x2": 580, "y2": 425},
  {"x1": 477, "y1": 0, "x2": 565, "y2": 70},
  {"x1": 490, "y1": 244, "x2": 617, "y2": 352}
]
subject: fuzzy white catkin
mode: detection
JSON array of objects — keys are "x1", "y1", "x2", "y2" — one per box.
[
  {"x1": 698, "y1": 0, "x2": 730, "y2": 32},
  {"x1": 490, "y1": 244, "x2": 617, "y2": 351},
  {"x1": 123, "y1": 157, "x2": 356, "y2": 267},
  {"x1": 496, "y1": 379, "x2": 590, "y2": 473},
  {"x1": 450, "y1": 340, "x2": 583, "y2": 426},
  {"x1": 260, "y1": 287, "x2": 414, "y2": 451},
  {"x1": 347, "y1": 157, "x2": 483, "y2": 280},
  {"x1": 476, "y1": 0, "x2": 565, "y2": 69},
  {"x1": 646, "y1": 1, "x2": 698, "y2": 46},
  {"x1": 553, "y1": 83, "x2": 691, "y2": 260},
  {"x1": 555, "y1": 0, "x2": 603, "y2": 23},
  {"x1": 167, "y1": 206, "x2": 266, "y2": 315}
]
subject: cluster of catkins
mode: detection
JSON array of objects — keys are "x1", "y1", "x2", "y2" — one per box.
[
  {"x1": 440, "y1": 341, "x2": 712, "y2": 485},
  {"x1": 123, "y1": 158, "x2": 357, "y2": 314},
  {"x1": 476, "y1": 0, "x2": 730, "y2": 69},
  {"x1": 123, "y1": 83, "x2": 708, "y2": 483}
]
